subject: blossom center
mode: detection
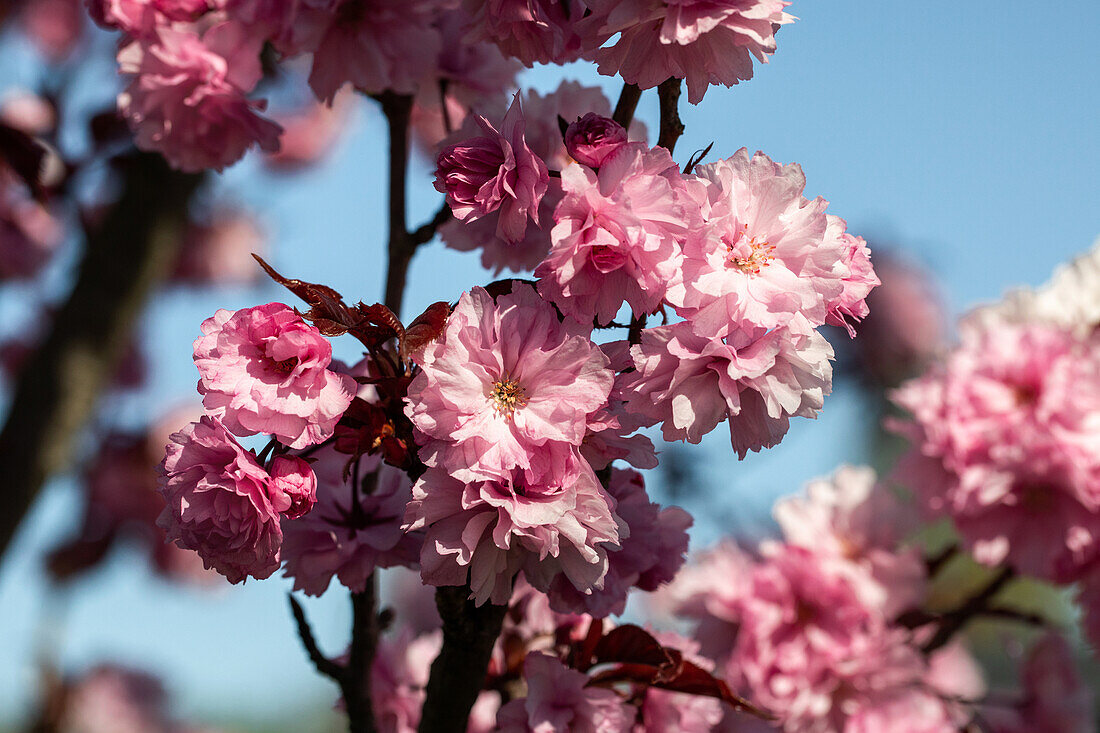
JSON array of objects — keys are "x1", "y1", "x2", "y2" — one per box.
[
  {"x1": 490, "y1": 378, "x2": 528, "y2": 419},
  {"x1": 272, "y1": 357, "x2": 299, "y2": 374},
  {"x1": 724, "y1": 224, "x2": 775, "y2": 275}
]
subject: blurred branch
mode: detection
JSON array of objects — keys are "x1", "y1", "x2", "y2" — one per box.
[
  {"x1": 345, "y1": 581, "x2": 379, "y2": 733},
  {"x1": 418, "y1": 586, "x2": 508, "y2": 733},
  {"x1": 922, "y1": 566, "x2": 1014, "y2": 654},
  {"x1": 0, "y1": 151, "x2": 202, "y2": 560},
  {"x1": 656, "y1": 78, "x2": 684, "y2": 154},
  {"x1": 612, "y1": 82, "x2": 642, "y2": 129},
  {"x1": 288, "y1": 595, "x2": 345, "y2": 682},
  {"x1": 378, "y1": 92, "x2": 416, "y2": 315}
]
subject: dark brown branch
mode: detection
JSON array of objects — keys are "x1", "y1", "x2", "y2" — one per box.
[
  {"x1": 418, "y1": 586, "x2": 508, "y2": 733},
  {"x1": 378, "y1": 92, "x2": 416, "y2": 315},
  {"x1": 628, "y1": 313, "x2": 648, "y2": 344},
  {"x1": 346, "y1": 582, "x2": 379, "y2": 733},
  {"x1": 288, "y1": 595, "x2": 345, "y2": 682},
  {"x1": 612, "y1": 83, "x2": 642, "y2": 129},
  {"x1": 926, "y1": 542, "x2": 959, "y2": 576},
  {"x1": 0, "y1": 152, "x2": 201, "y2": 560},
  {"x1": 656, "y1": 78, "x2": 684, "y2": 154},
  {"x1": 922, "y1": 566, "x2": 1014, "y2": 654},
  {"x1": 410, "y1": 202, "x2": 451, "y2": 246}
]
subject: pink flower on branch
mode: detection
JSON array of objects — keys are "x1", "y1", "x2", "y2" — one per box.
[
  {"x1": 564, "y1": 113, "x2": 628, "y2": 168},
  {"x1": 435, "y1": 95, "x2": 549, "y2": 245},
  {"x1": 496, "y1": 652, "x2": 633, "y2": 732},
  {"x1": 193, "y1": 302, "x2": 356, "y2": 450}
]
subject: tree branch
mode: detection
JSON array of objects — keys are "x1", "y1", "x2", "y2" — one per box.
[
  {"x1": 0, "y1": 152, "x2": 202, "y2": 560},
  {"x1": 656, "y1": 78, "x2": 684, "y2": 154},
  {"x1": 288, "y1": 595, "x2": 345, "y2": 682},
  {"x1": 378, "y1": 92, "x2": 417, "y2": 315},
  {"x1": 346, "y1": 581, "x2": 379, "y2": 733},
  {"x1": 417, "y1": 586, "x2": 508, "y2": 733},
  {"x1": 410, "y1": 202, "x2": 451, "y2": 247},
  {"x1": 922, "y1": 566, "x2": 1014, "y2": 654},
  {"x1": 612, "y1": 83, "x2": 642, "y2": 129}
]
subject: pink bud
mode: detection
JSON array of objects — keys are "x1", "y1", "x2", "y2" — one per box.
[
  {"x1": 270, "y1": 456, "x2": 318, "y2": 520},
  {"x1": 564, "y1": 113, "x2": 627, "y2": 168}
]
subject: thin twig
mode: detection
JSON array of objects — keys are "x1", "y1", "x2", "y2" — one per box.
[
  {"x1": 612, "y1": 83, "x2": 642, "y2": 129},
  {"x1": 628, "y1": 313, "x2": 648, "y2": 345},
  {"x1": 922, "y1": 566, "x2": 1014, "y2": 654},
  {"x1": 656, "y1": 78, "x2": 684, "y2": 154},
  {"x1": 410, "y1": 203, "x2": 451, "y2": 246},
  {"x1": 926, "y1": 542, "x2": 959, "y2": 576},
  {"x1": 288, "y1": 595, "x2": 345, "y2": 682}
]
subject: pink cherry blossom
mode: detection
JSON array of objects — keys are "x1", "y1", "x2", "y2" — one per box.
[
  {"x1": 156, "y1": 417, "x2": 283, "y2": 583},
  {"x1": 405, "y1": 457, "x2": 620, "y2": 606},
  {"x1": 117, "y1": 20, "x2": 282, "y2": 172},
  {"x1": 369, "y1": 628, "x2": 441, "y2": 733},
  {"x1": 665, "y1": 539, "x2": 755, "y2": 662},
  {"x1": 823, "y1": 216, "x2": 879, "y2": 337},
  {"x1": 462, "y1": 0, "x2": 600, "y2": 67},
  {"x1": 268, "y1": 456, "x2": 317, "y2": 520},
  {"x1": 17, "y1": 0, "x2": 85, "y2": 61},
  {"x1": 193, "y1": 302, "x2": 356, "y2": 450},
  {"x1": 617, "y1": 316, "x2": 833, "y2": 458},
  {"x1": 496, "y1": 652, "x2": 633, "y2": 732},
  {"x1": 587, "y1": 0, "x2": 793, "y2": 104},
  {"x1": 667, "y1": 149, "x2": 850, "y2": 337},
  {"x1": 984, "y1": 634, "x2": 1093, "y2": 733},
  {"x1": 281, "y1": 450, "x2": 420, "y2": 596},
  {"x1": 404, "y1": 283, "x2": 613, "y2": 482},
  {"x1": 304, "y1": 0, "x2": 445, "y2": 102},
  {"x1": 87, "y1": 0, "x2": 210, "y2": 37},
  {"x1": 844, "y1": 691, "x2": 960, "y2": 733},
  {"x1": 772, "y1": 465, "x2": 925, "y2": 616},
  {"x1": 58, "y1": 665, "x2": 170, "y2": 733},
  {"x1": 564, "y1": 113, "x2": 628, "y2": 168},
  {"x1": 264, "y1": 95, "x2": 351, "y2": 172},
  {"x1": 435, "y1": 95, "x2": 549, "y2": 244},
  {"x1": 548, "y1": 468, "x2": 691, "y2": 617},
  {"x1": 535, "y1": 142, "x2": 699, "y2": 325},
  {"x1": 171, "y1": 209, "x2": 265, "y2": 285}
]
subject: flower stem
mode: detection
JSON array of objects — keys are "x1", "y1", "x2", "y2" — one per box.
[{"x1": 612, "y1": 82, "x2": 642, "y2": 129}]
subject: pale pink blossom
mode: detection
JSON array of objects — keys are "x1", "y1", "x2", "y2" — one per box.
[
  {"x1": 773, "y1": 465, "x2": 925, "y2": 616},
  {"x1": 496, "y1": 652, "x2": 633, "y2": 732},
  {"x1": 118, "y1": 21, "x2": 281, "y2": 172},
  {"x1": 984, "y1": 634, "x2": 1093, "y2": 733},
  {"x1": 580, "y1": 403, "x2": 658, "y2": 471},
  {"x1": 667, "y1": 149, "x2": 850, "y2": 337},
  {"x1": 890, "y1": 320, "x2": 1100, "y2": 583},
  {"x1": 193, "y1": 302, "x2": 355, "y2": 450},
  {"x1": 405, "y1": 457, "x2": 620, "y2": 606},
  {"x1": 823, "y1": 216, "x2": 878, "y2": 337},
  {"x1": 437, "y1": 186, "x2": 559, "y2": 274},
  {"x1": 548, "y1": 468, "x2": 691, "y2": 617},
  {"x1": 618, "y1": 316, "x2": 833, "y2": 458},
  {"x1": 1, "y1": 91, "x2": 57, "y2": 135},
  {"x1": 156, "y1": 416, "x2": 283, "y2": 583},
  {"x1": 404, "y1": 283, "x2": 613, "y2": 482},
  {"x1": 462, "y1": 0, "x2": 600, "y2": 66},
  {"x1": 564, "y1": 113, "x2": 628, "y2": 168},
  {"x1": 58, "y1": 665, "x2": 169, "y2": 733},
  {"x1": 587, "y1": 0, "x2": 793, "y2": 104},
  {"x1": 435, "y1": 95, "x2": 549, "y2": 244},
  {"x1": 843, "y1": 691, "x2": 959, "y2": 733},
  {"x1": 369, "y1": 628, "x2": 441, "y2": 733},
  {"x1": 281, "y1": 451, "x2": 420, "y2": 596},
  {"x1": 304, "y1": 0, "x2": 445, "y2": 102},
  {"x1": 535, "y1": 142, "x2": 699, "y2": 325},
  {"x1": 264, "y1": 95, "x2": 351, "y2": 171},
  {"x1": 171, "y1": 209, "x2": 265, "y2": 285}
]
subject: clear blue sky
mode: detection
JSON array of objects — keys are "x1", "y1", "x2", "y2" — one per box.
[{"x1": 0, "y1": 2, "x2": 1097, "y2": 728}]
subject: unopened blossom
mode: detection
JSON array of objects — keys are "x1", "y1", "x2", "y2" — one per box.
[
  {"x1": 435, "y1": 95, "x2": 549, "y2": 244},
  {"x1": 193, "y1": 302, "x2": 356, "y2": 450},
  {"x1": 667, "y1": 149, "x2": 851, "y2": 337},
  {"x1": 564, "y1": 113, "x2": 628, "y2": 168},
  {"x1": 268, "y1": 456, "x2": 316, "y2": 520},
  {"x1": 773, "y1": 465, "x2": 925, "y2": 616},
  {"x1": 118, "y1": 20, "x2": 281, "y2": 172},
  {"x1": 496, "y1": 652, "x2": 633, "y2": 732},
  {"x1": 536, "y1": 142, "x2": 699, "y2": 325},
  {"x1": 462, "y1": 0, "x2": 600, "y2": 67},
  {"x1": 281, "y1": 451, "x2": 420, "y2": 596},
  {"x1": 618, "y1": 316, "x2": 833, "y2": 458},
  {"x1": 87, "y1": 0, "x2": 210, "y2": 36},
  {"x1": 587, "y1": 0, "x2": 793, "y2": 104},
  {"x1": 304, "y1": 0, "x2": 445, "y2": 102},
  {"x1": 548, "y1": 468, "x2": 691, "y2": 617},
  {"x1": 890, "y1": 319, "x2": 1100, "y2": 582},
  {"x1": 984, "y1": 634, "x2": 1093, "y2": 733},
  {"x1": 156, "y1": 417, "x2": 283, "y2": 583},
  {"x1": 521, "y1": 82, "x2": 646, "y2": 171},
  {"x1": 823, "y1": 215, "x2": 879, "y2": 336},
  {"x1": 404, "y1": 283, "x2": 613, "y2": 481},
  {"x1": 406, "y1": 458, "x2": 621, "y2": 606}
]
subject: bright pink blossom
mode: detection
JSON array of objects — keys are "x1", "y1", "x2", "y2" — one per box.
[
  {"x1": 548, "y1": 468, "x2": 691, "y2": 617},
  {"x1": 87, "y1": 0, "x2": 209, "y2": 36},
  {"x1": 117, "y1": 21, "x2": 281, "y2": 172},
  {"x1": 281, "y1": 451, "x2": 420, "y2": 596},
  {"x1": 462, "y1": 0, "x2": 600, "y2": 66},
  {"x1": 435, "y1": 95, "x2": 549, "y2": 244},
  {"x1": 667, "y1": 149, "x2": 850, "y2": 337},
  {"x1": 193, "y1": 302, "x2": 355, "y2": 450},
  {"x1": 268, "y1": 456, "x2": 316, "y2": 520},
  {"x1": 535, "y1": 142, "x2": 699, "y2": 325},
  {"x1": 587, "y1": 0, "x2": 793, "y2": 104},
  {"x1": 18, "y1": 0, "x2": 84, "y2": 61},
  {"x1": 844, "y1": 691, "x2": 960, "y2": 733},
  {"x1": 564, "y1": 113, "x2": 628, "y2": 168},
  {"x1": 823, "y1": 215, "x2": 879, "y2": 336},
  {"x1": 496, "y1": 652, "x2": 633, "y2": 732},
  {"x1": 618, "y1": 316, "x2": 833, "y2": 458},
  {"x1": 405, "y1": 458, "x2": 621, "y2": 606},
  {"x1": 156, "y1": 417, "x2": 283, "y2": 583},
  {"x1": 404, "y1": 283, "x2": 613, "y2": 482},
  {"x1": 665, "y1": 539, "x2": 755, "y2": 662}
]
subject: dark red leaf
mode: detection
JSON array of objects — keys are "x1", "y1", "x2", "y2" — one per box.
[
  {"x1": 0, "y1": 122, "x2": 47, "y2": 200},
  {"x1": 252, "y1": 255, "x2": 363, "y2": 337},
  {"x1": 402, "y1": 301, "x2": 450, "y2": 360},
  {"x1": 353, "y1": 302, "x2": 405, "y2": 347},
  {"x1": 651, "y1": 661, "x2": 772, "y2": 719},
  {"x1": 591, "y1": 624, "x2": 679, "y2": 671}
]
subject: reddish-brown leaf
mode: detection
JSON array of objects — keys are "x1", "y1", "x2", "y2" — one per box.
[
  {"x1": 591, "y1": 624, "x2": 679, "y2": 671},
  {"x1": 651, "y1": 661, "x2": 772, "y2": 719},
  {"x1": 402, "y1": 301, "x2": 450, "y2": 359},
  {"x1": 252, "y1": 255, "x2": 362, "y2": 336}
]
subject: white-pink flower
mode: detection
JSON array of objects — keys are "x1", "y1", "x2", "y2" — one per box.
[
  {"x1": 118, "y1": 20, "x2": 282, "y2": 172},
  {"x1": 587, "y1": 0, "x2": 793, "y2": 104},
  {"x1": 435, "y1": 95, "x2": 549, "y2": 244},
  {"x1": 667, "y1": 149, "x2": 851, "y2": 338},
  {"x1": 193, "y1": 302, "x2": 356, "y2": 450},
  {"x1": 536, "y1": 142, "x2": 700, "y2": 325},
  {"x1": 823, "y1": 215, "x2": 879, "y2": 337},
  {"x1": 404, "y1": 283, "x2": 613, "y2": 481}
]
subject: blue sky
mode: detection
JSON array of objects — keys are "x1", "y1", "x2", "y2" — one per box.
[{"x1": 0, "y1": 2, "x2": 1097, "y2": 727}]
